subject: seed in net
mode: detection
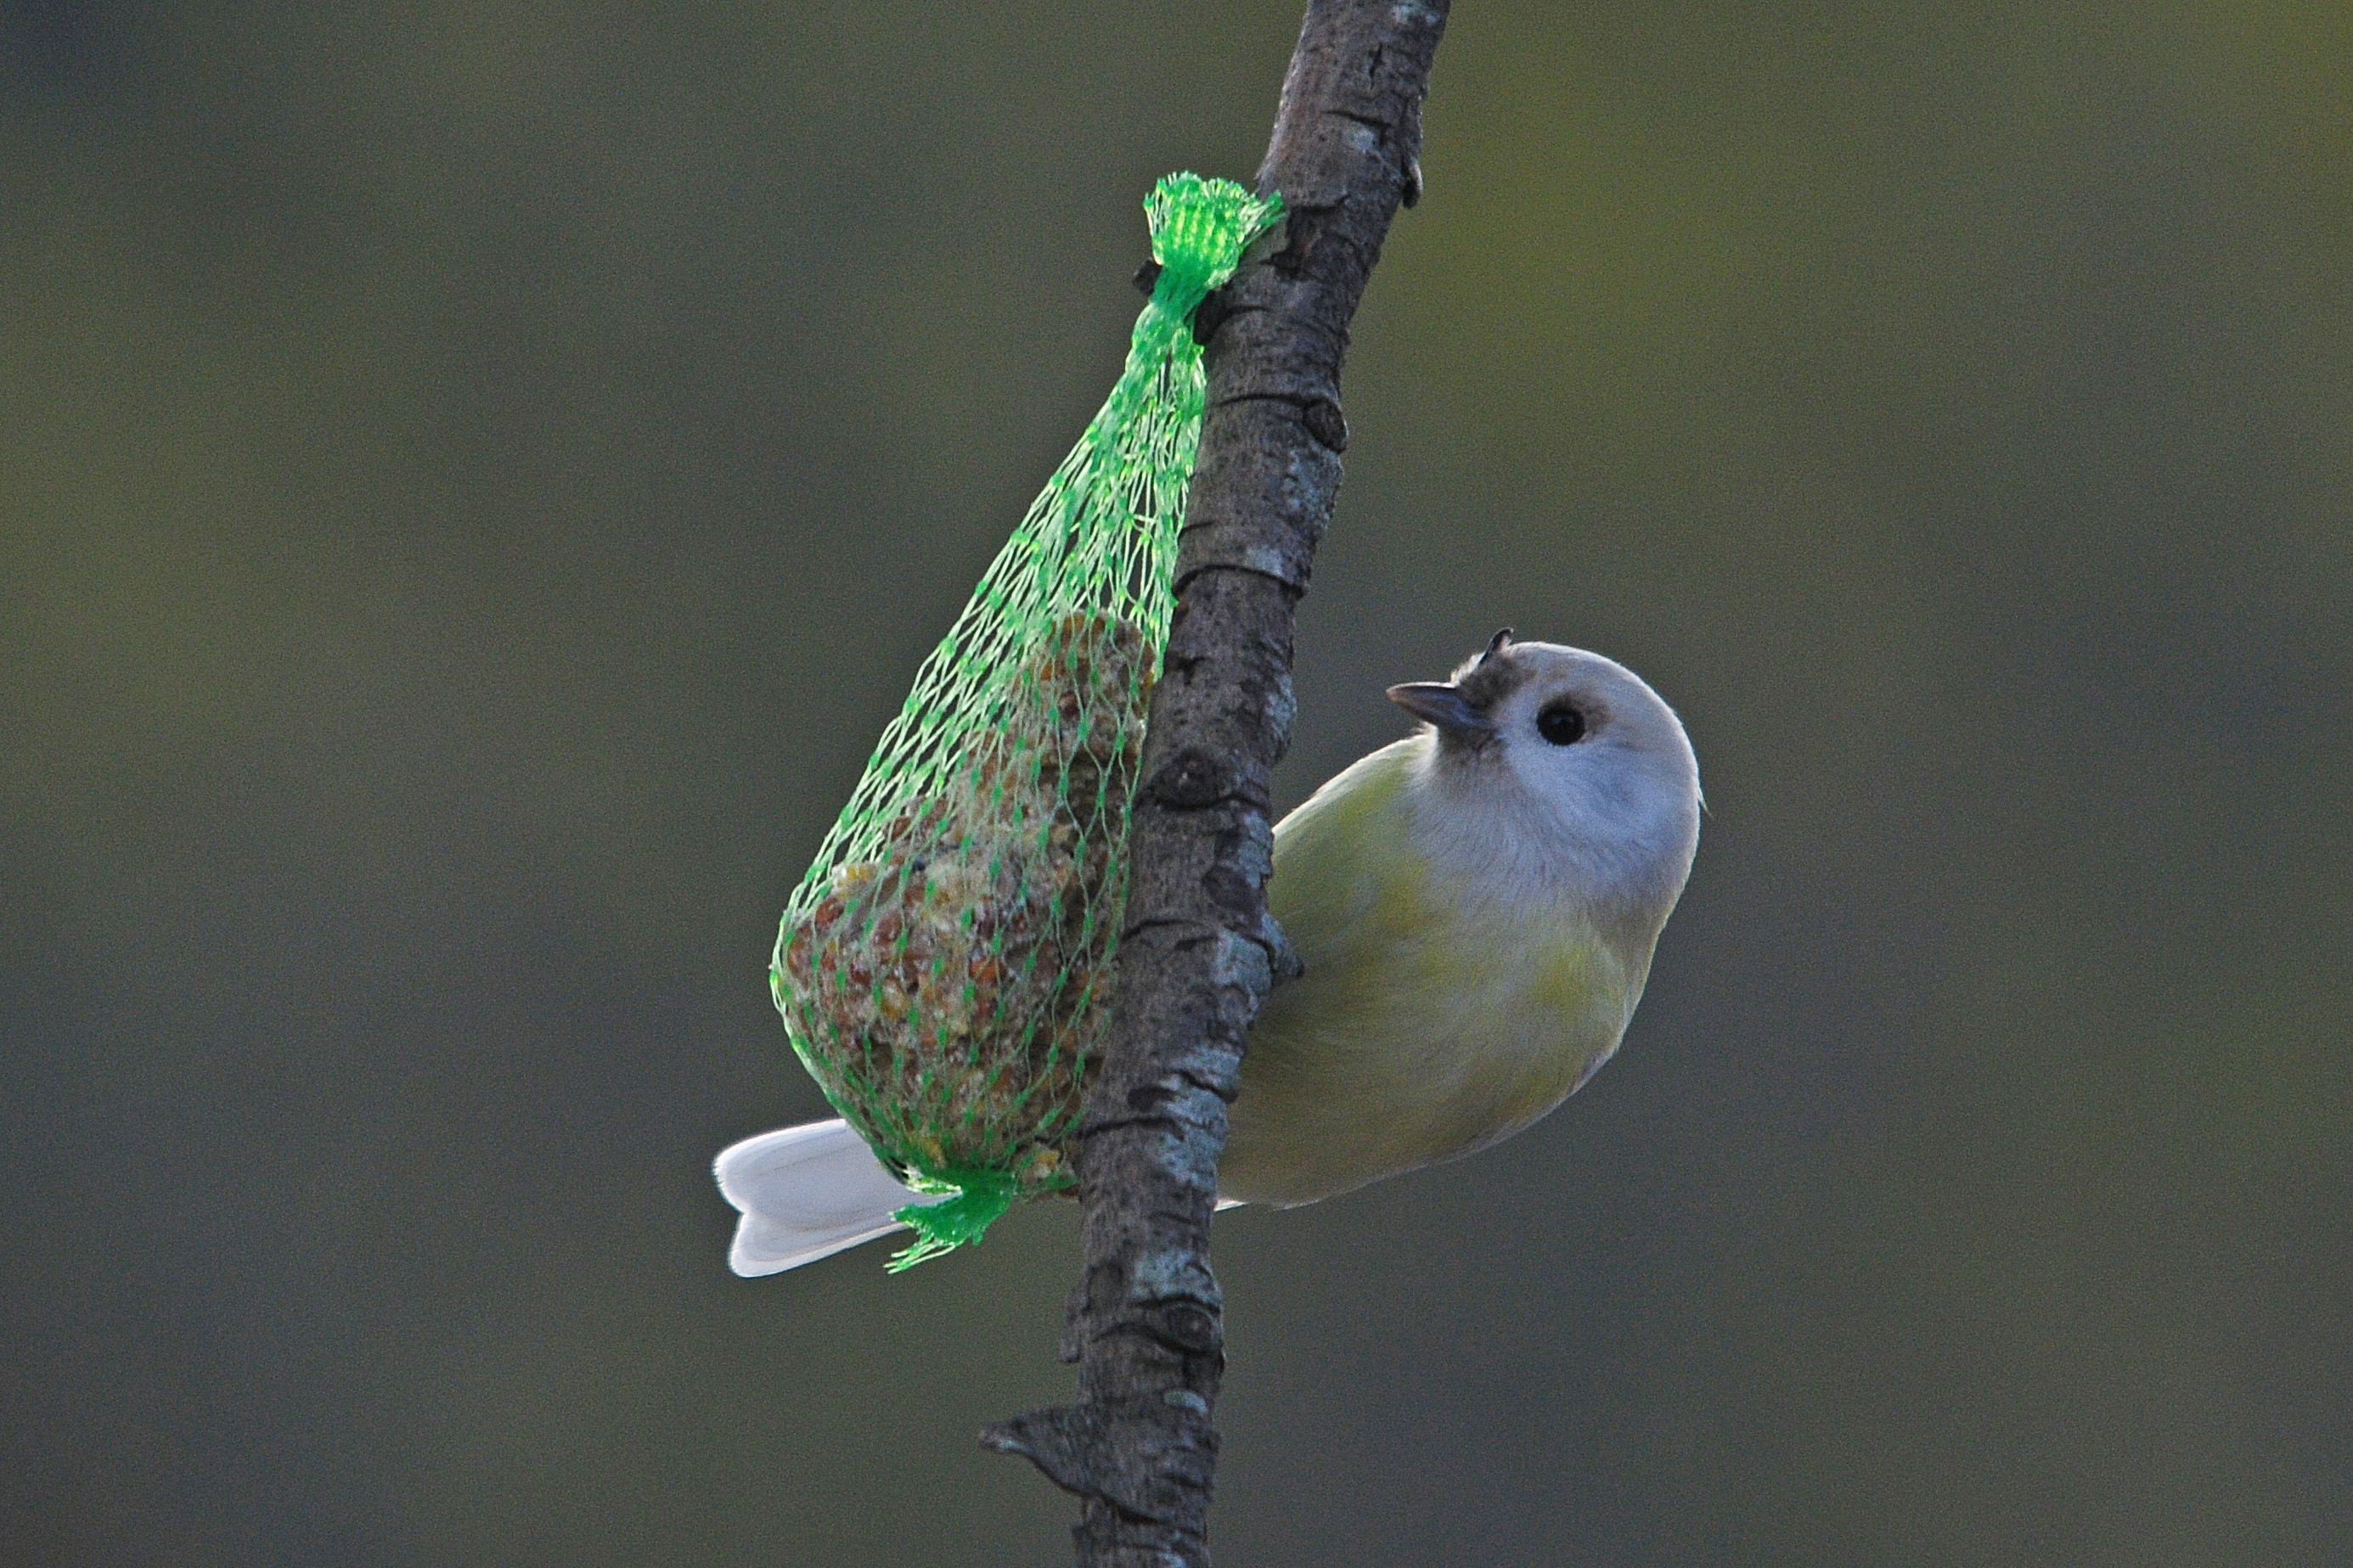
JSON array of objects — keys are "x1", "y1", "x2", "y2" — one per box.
[{"x1": 777, "y1": 611, "x2": 1156, "y2": 1189}]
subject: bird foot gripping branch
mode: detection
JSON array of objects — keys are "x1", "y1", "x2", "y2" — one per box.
[{"x1": 746, "y1": 174, "x2": 1281, "y2": 1272}]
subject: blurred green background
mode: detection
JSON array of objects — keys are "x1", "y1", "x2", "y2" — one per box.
[{"x1": 4, "y1": 1, "x2": 2348, "y2": 1563}]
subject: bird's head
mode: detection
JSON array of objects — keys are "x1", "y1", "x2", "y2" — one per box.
[{"x1": 1388, "y1": 630, "x2": 1701, "y2": 924}]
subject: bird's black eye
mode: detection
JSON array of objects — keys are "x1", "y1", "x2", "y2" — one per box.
[{"x1": 1536, "y1": 702, "x2": 1587, "y2": 745}]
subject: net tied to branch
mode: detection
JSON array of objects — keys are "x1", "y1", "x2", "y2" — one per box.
[{"x1": 771, "y1": 172, "x2": 1284, "y2": 1269}]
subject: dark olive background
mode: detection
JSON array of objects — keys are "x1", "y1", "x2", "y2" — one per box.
[{"x1": 4, "y1": 3, "x2": 2348, "y2": 1564}]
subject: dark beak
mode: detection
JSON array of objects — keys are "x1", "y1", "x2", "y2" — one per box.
[{"x1": 1387, "y1": 682, "x2": 1494, "y2": 739}]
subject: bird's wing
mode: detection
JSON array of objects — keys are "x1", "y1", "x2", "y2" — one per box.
[{"x1": 1265, "y1": 738, "x2": 1429, "y2": 985}]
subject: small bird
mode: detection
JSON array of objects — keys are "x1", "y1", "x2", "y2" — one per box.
[{"x1": 716, "y1": 632, "x2": 1700, "y2": 1272}]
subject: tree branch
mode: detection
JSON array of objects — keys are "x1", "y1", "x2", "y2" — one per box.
[{"x1": 981, "y1": 3, "x2": 1453, "y2": 1563}]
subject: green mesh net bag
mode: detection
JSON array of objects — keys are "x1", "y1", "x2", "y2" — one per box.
[{"x1": 771, "y1": 173, "x2": 1282, "y2": 1269}]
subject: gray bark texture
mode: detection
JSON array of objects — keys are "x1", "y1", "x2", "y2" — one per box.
[{"x1": 979, "y1": 4, "x2": 1453, "y2": 1563}]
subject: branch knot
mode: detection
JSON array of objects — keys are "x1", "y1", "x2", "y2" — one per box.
[{"x1": 982, "y1": 1400, "x2": 1220, "y2": 1528}]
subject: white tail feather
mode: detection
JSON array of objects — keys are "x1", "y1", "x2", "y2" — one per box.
[{"x1": 713, "y1": 1120, "x2": 946, "y2": 1276}]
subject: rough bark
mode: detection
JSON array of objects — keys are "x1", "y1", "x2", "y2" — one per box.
[{"x1": 981, "y1": 4, "x2": 1453, "y2": 1563}]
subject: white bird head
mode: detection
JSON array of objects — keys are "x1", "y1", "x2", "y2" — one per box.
[{"x1": 1388, "y1": 630, "x2": 1701, "y2": 934}]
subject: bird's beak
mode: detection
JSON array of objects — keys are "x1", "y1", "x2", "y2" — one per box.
[{"x1": 1387, "y1": 682, "x2": 1494, "y2": 739}]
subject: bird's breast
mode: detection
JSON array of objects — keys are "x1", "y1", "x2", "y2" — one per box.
[{"x1": 1217, "y1": 742, "x2": 1645, "y2": 1207}]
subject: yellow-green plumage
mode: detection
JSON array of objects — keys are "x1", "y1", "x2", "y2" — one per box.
[
  {"x1": 1221, "y1": 739, "x2": 1637, "y2": 1204},
  {"x1": 1220, "y1": 639, "x2": 1700, "y2": 1208}
]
